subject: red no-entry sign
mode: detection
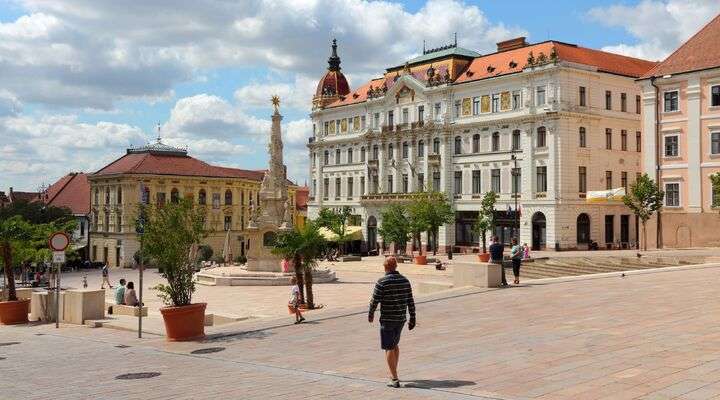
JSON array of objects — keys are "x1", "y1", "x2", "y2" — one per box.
[{"x1": 48, "y1": 232, "x2": 70, "y2": 252}]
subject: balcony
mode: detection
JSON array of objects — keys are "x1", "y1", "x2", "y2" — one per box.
[
  {"x1": 381, "y1": 125, "x2": 394, "y2": 133},
  {"x1": 536, "y1": 192, "x2": 547, "y2": 199},
  {"x1": 396, "y1": 123, "x2": 408, "y2": 132},
  {"x1": 360, "y1": 192, "x2": 421, "y2": 204},
  {"x1": 367, "y1": 159, "x2": 379, "y2": 169},
  {"x1": 411, "y1": 120, "x2": 425, "y2": 129},
  {"x1": 428, "y1": 154, "x2": 441, "y2": 165}
]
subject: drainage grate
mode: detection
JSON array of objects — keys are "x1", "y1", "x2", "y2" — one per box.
[
  {"x1": 114, "y1": 345, "x2": 130, "y2": 349},
  {"x1": 0, "y1": 342, "x2": 20, "y2": 347},
  {"x1": 115, "y1": 372, "x2": 161, "y2": 380},
  {"x1": 190, "y1": 347, "x2": 226, "y2": 355}
]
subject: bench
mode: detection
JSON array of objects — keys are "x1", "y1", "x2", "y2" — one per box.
[{"x1": 106, "y1": 302, "x2": 148, "y2": 317}]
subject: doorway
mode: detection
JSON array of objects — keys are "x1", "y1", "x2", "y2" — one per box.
[
  {"x1": 605, "y1": 215, "x2": 615, "y2": 248},
  {"x1": 367, "y1": 216, "x2": 377, "y2": 252},
  {"x1": 531, "y1": 212, "x2": 547, "y2": 250},
  {"x1": 577, "y1": 213, "x2": 591, "y2": 247}
]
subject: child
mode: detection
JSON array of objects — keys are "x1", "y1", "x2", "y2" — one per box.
[
  {"x1": 523, "y1": 243, "x2": 531, "y2": 260},
  {"x1": 289, "y1": 277, "x2": 305, "y2": 324}
]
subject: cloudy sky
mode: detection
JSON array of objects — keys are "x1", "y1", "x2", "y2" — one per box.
[{"x1": 1, "y1": 0, "x2": 719, "y2": 191}]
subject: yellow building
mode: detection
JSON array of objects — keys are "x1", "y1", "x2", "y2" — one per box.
[{"x1": 88, "y1": 140, "x2": 300, "y2": 267}]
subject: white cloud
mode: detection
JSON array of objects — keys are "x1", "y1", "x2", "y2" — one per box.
[
  {"x1": 588, "y1": 0, "x2": 720, "y2": 60},
  {"x1": 234, "y1": 75, "x2": 317, "y2": 112}
]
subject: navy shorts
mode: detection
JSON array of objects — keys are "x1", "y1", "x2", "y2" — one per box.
[{"x1": 380, "y1": 321, "x2": 405, "y2": 350}]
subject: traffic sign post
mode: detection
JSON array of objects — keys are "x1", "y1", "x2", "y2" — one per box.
[
  {"x1": 137, "y1": 183, "x2": 146, "y2": 339},
  {"x1": 48, "y1": 232, "x2": 70, "y2": 328}
]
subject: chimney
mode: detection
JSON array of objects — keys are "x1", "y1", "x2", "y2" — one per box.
[{"x1": 497, "y1": 37, "x2": 528, "y2": 53}]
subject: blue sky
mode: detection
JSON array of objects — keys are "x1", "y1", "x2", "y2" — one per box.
[{"x1": 0, "y1": 0, "x2": 718, "y2": 191}]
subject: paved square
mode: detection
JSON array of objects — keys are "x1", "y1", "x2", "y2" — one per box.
[{"x1": 2, "y1": 264, "x2": 720, "y2": 399}]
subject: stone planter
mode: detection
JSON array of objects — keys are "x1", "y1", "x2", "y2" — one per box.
[
  {"x1": 160, "y1": 303, "x2": 207, "y2": 341},
  {"x1": 0, "y1": 299, "x2": 30, "y2": 325},
  {"x1": 414, "y1": 255, "x2": 427, "y2": 265},
  {"x1": 478, "y1": 253, "x2": 490, "y2": 262}
]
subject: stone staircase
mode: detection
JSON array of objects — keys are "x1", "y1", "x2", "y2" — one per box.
[{"x1": 516, "y1": 256, "x2": 710, "y2": 280}]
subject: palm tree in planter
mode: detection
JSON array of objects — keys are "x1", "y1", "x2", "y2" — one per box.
[
  {"x1": 473, "y1": 191, "x2": 498, "y2": 262},
  {"x1": 272, "y1": 222, "x2": 327, "y2": 309},
  {"x1": 143, "y1": 199, "x2": 209, "y2": 341}
]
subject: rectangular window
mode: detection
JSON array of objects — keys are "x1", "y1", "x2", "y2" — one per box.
[
  {"x1": 536, "y1": 167, "x2": 547, "y2": 193},
  {"x1": 665, "y1": 183, "x2": 680, "y2": 207},
  {"x1": 621, "y1": 93, "x2": 627, "y2": 112},
  {"x1": 512, "y1": 130, "x2": 521, "y2": 150},
  {"x1": 335, "y1": 120, "x2": 341, "y2": 133},
  {"x1": 512, "y1": 168, "x2": 521, "y2": 194},
  {"x1": 387, "y1": 110, "x2": 394, "y2": 126},
  {"x1": 373, "y1": 113, "x2": 380, "y2": 129},
  {"x1": 472, "y1": 170, "x2": 482, "y2": 194},
  {"x1": 621, "y1": 130, "x2": 628, "y2": 151},
  {"x1": 312, "y1": 179, "x2": 316, "y2": 197},
  {"x1": 579, "y1": 127, "x2": 587, "y2": 148},
  {"x1": 536, "y1": 86, "x2": 546, "y2": 106},
  {"x1": 324, "y1": 121, "x2": 329, "y2": 135},
  {"x1": 712, "y1": 85, "x2": 720, "y2": 107},
  {"x1": 347, "y1": 148, "x2": 353, "y2": 163},
  {"x1": 621, "y1": 171, "x2": 628, "y2": 191},
  {"x1": 636, "y1": 131, "x2": 642, "y2": 152},
  {"x1": 211, "y1": 193, "x2": 219, "y2": 209},
  {"x1": 335, "y1": 149, "x2": 341, "y2": 164},
  {"x1": 335, "y1": 178, "x2": 341, "y2": 198},
  {"x1": 402, "y1": 174, "x2": 409, "y2": 193},
  {"x1": 360, "y1": 147, "x2": 366, "y2": 162},
  {"x1": 454, "y1": 100, "x2": 461, "y2": 118},
  {"x1": 491, "y1": 169, "x2": 501, "y2": 193},
  {"x1": 454, "y1": 171, "x2": 463, "y2": 195},
  {"x1": 224, "y1": 216, "x2": 232, "y2": 231},
  {"x1": 433, "y1": 138, "x2": 440, "y2": 154},
  {"x1": 361, "y1": 115, "x2": 366, "y2": 129},
  {"x1": 472, "y1": 97, "x2": 480, "y2": 115},
  {"x1": 491, "y1": 94, "x2": 500, "y2": 113},
  {"x1": 417, "y1": 173, "x2": 424, "y2": 191},
  {"x1": 432, "y1": 171, "x2": 440, "y2": 191},
  {"x1": 418, "y1": 105, "x2": 424, "y2": 121},
  {"x1": 712, "y1": 132, "x2": 720, "y2": 154},
  {"x1": 434, "y1": 102, "x2": 441, "y2": 119},
  {"x1": 579, "y1": 166, "x2": 587, "y2": 193},
  {"x1": 605, "y1": 90, "x2": 612, "y2": 110},
  {"x1": 402, "y1": 108, "x2": 409, "y2": 124},
  {"x1": 665, "y1": 136, "x2": 679, "y2": 157},
  {"x1": 605, "y1": 171, "x2": 613, "y2": 190},
  {"x1": 360, "y1": 176, "x2": 365, "y2": 195},
  {"x1": 347, "y1": 177, "x2": 354, "y2": 198},
  {"x1": 636, "y1": 95, "x2": 641, "y2": 114},
  {"x1": 606, "y1": 128, "x2": 612, "y2": 150},
  {"x1": 387, "y1": 175, "x2": 393, "y2": 193},
  {"x1": 664, "y1": 90, "x2": 679, "y2": 112},
  {"x1": 512, "y1": 91, "x2": 521, "y2": 110},
  {"x1": 579, "y1": 86, "x2": 586, "y2": 107},
  {"x1": 402, "y1": 142, "x2": 409, "y2": 159},
  {"x1": 323, "y1": 178, "x2": 329, "y2": 199}
]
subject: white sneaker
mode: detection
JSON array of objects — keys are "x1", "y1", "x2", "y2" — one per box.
[{"x1": 387, "y1": 379, "x2": 400, "y2": 388}]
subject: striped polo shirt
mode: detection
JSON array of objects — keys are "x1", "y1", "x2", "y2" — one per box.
[{"x1": 369, "y1": 270, "x2": 416, "y2": 323}]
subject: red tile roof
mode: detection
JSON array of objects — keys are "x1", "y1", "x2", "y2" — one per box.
[
  {"x1": 640, "y1": 13, "x2": 720, "y2": 79},
  {"x1": 295, "y1": 186, "x2": 309, "y2": 211},
  {"x1": 93, "y1": 152, "x2": 267, "y2": 180},
  {"x1": 9, "y1": 190, "x2": 40, "y2": 202},
  {"x1": 45, "y1": 173, "x2": 90, "y2": 215},
  {"x1": 322, "y1": 41, "x2": 656, "y2": 109}
]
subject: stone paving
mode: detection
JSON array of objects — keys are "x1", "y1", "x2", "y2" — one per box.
[{"x1": 3, "y1": 263, "x2": 720, "y2": 399}]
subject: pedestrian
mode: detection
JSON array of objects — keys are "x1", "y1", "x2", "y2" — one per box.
[
  {"x1": 123, "y1": 281, "x2": 139, "y2": 307},
  {"x1": 100, "y1": 264, "x2": 113, "y2": 289},
  {"x1": 489, "y1": 236, "x2": 507, "y2": 286},
  {"x1": 511, "y1": 238, "x2": 523, "y2": 285},
  {"x1": 281, "y1": 258, "x2": 291, "y2": 273},
  {"x1": 115, "y1": 279, "x2": 126, "y2": 305},
  {"x1": 368, "y1": 256, "x2": 416, "y2": 388},
  {"x1": 288, "y1": 276, "x2": 305, "y2": 324},
  {"x1": 523, "y1": 243, "x2": 531, "y2": 259}
]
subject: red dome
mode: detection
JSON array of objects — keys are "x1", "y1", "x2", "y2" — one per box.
[{"x1": 315, "y1": 70, "x2": 350, "y2": 97}]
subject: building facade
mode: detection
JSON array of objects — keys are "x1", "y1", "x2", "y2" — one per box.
[
  {"x1": 44, "y1": 172, "x2": 91, "y2": 259},
  {"x1": 88, "y1": 140, "x2": 301, "y2": 268},
  {"x1": 308, "y1": 38, "x2": 657, "y2": 252},
  {"x1": 639, "y1": 14, "x2": 720, "y2": 248}
]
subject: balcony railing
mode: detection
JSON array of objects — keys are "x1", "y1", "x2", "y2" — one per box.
[
  {"x1": 428, "y1": 154, "x2": 441, "y2": 164},
  {"x1": 360, "y1": 192, "x2": 422, "y2": 203},
  {"x1": 536, "y1": 192, "x2": 547, "y2": 199}
]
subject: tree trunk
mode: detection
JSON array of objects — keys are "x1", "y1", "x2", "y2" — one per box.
[
  {"x1": 432, "y1": 229, "x2": 437, "y2": 255},
  {"x1": 303, "y1": 264, "x2": 314, "y2": 309},
  {"x1": 481, "y1": 231, "x2": 487, "y2": 254},
  {"x1": 2, "y1": 241, "x2": 17, "y2": 302},
  {"x1": 293, "y1": 254, "x2": 305, "y2": 304},
  {"x1": 642, "y1": 222, "x2": 647, "y2": 252}
]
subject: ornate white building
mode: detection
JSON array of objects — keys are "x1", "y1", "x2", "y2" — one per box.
[{"x1": 307, "y1": 37, "x2": 657, "y2": 253}]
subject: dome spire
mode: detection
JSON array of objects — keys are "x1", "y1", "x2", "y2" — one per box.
[{"x1": 328, "y1": 38, "x2": 341, "y2": 71}]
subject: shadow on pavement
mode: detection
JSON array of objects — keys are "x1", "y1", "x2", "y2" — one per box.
[
  {"x1": 403, "y1": 379, "x2": 476, "y2": 389},
  {"x1": 204, "y1": 329, "x2": 274, "y2": 343}
]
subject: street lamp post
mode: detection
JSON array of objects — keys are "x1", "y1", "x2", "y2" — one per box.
[{"x1": 511, "y1": 153, "x2": 519, "y2": 241}]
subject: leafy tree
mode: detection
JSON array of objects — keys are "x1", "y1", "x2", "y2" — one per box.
[
  {"x1": 623, "y1": 174, "x2": 664, "y2": 251},
  {"x1": 711, "y1": 172, "x2": 720, "y2": 213},
  {"x1": 473, "y1": 192, "x2": 499, "y2": 253},
  {"x1": 272, "y1": 222, "x2": 327, "y2": 309},
  {"x1": 407, "y1": 192, "x2": 454, "y2": 255},
  {"x1": 0, "y1": 200, "x2": 74, "y2": 225},
  {"x1": 315, "y1": 207, "x2": 353, "y2": 254},
  {"x1": 143, "y1": 199, "x2": 208, "y2": 307},
  {"x1": 378, "y1": 204, "x2": 410, "y2": 254},
  {"x1": 196, "y1": 245, "x2": 214, "y2": 262}
]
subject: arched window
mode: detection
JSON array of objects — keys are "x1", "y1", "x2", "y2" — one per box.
[
  {"x1": 472, "y1": 134, "x2": 480, "y2": 153},
  {"x1": 323, "y1": 150, "x2": 329, "y2": 165},
  {"x1": 198, "y1": 189, "x2": 207, "y2": 205},
  {"x1": 537, "y1": 126, "x2": 547, "y2": 148},
  {"x1": 433, "y1": 137, "x2": 440, "y2": 154},
  {"x1": 579, "y1": 127, "x2": 587, "y2": 148},
  {"x1": 454, "y1": 136, "x2": 462, "y2": 155},
  {"x1": 225, "y1": 189, "x2": 233, "y2": 205},
  {"x1": 388, "y1": 143, "x2": 394, "y2": 159},
  {"x1": 417, "y1": 140, "x2": 424, "y2": 157},
  {"x1": 170, "y1": 188, "x2": 179, "y2": 204},
  {"x1": 492, "y1": 132, "x2": 500, "y2": 152}
]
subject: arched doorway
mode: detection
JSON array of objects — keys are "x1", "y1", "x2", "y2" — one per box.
[
  {"x1": 367, "y1": 216, "x2": 377, "y2": 252},
  {"x1": 531, "y1": 212, "x2": 546, "y2": 250},
  {"x1": 577, "y1": 213, "x2": 591, "y2": 248}
]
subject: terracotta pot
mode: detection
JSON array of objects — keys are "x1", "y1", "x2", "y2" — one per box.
[
  {"x1": 0, "y1": 299, "x2": 30, "y2": 325},
  {"x1": 160, "y1": 303, "x2": 206, "y2": 341},
  {"x1": 478, "y1": 253, "x2": 491, "y2": 262},
  {"x1": 414, "y1": 255, "x2": 427, "y2": 265}
]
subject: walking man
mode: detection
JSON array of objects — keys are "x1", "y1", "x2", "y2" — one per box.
[
  {"x1": 369, "y1": 256, "x2": 416, "y2": 388},
  {"x1": 489, "y1": 236, "x2": 507, "y2": 286},
  {"x1": 100, "y1": 264, "x2": 113, "y2": 289}
]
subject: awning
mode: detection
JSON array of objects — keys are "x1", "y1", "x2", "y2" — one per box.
[
  {"x1": 318, "y1": 226, "x2": 364, "y2": 242},
  {"x1": 586, "y1": 188, "x2": 626, "y2": 204}
]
